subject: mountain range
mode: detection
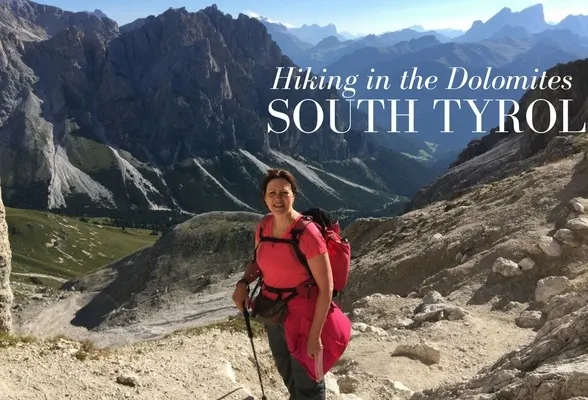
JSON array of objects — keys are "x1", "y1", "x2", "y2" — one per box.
[
  {"x1": 0, "y1": 0, "x2": 586, "y2": 228},
  {"x1": 257, "y1": 3, "x2": 588, "y2": 63},
  {"x1": 257, "y1": 3, "x2": 588, "y2": 150},
  {"x1": 0, "y1": 0, "x2": 440, "y2": 229}
]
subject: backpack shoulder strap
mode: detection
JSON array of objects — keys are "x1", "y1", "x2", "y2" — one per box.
[
  {"x1": 290, "y1": 216, "x2": 315, "y2": 280},
  {"x1": 257, "y1": 214, "x2": 272, "y2": 240},
  {"x1": 253, "y1": 214, "x2": 272, "y2": 262}
]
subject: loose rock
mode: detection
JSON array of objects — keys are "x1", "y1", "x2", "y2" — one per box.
[
  {"x1": 413, "y1": 303, "x2": 467, "y2": 325},
  {"x1": 535, "y1": 276, "x2": 571, "y2": 304},
  {"x1": 570, "y1": 197, "x2": 588, "y2": 213},
  {"x1": 553, "y1": 228, "x2": 581, "y2": 247},
  {"x1": 392, "y1": 342, "x2": 441, "y2": 364},
  {"x1": 422, "y1": 290, "x2": 444, "y2": 305},
  {"x1": 537, "y1": 235, "x2": 563, "y2": 257},
  {"x1": 381, "y1": 379, "x2": 414, "y2": 397},
  {"x1": 566, "y1": 216, "x2": 588, "y2": 231},
  {"x1": 351, "y1": 322, "x2": 388, "y2": 338},
  {"x1": 515, "y1": 310, "x2": 543, "y2": 329},
  {"x1": 116, "y1": 374, "x2": 139, "y2": 387},
  {"x1": 518, "y1": 257, "x2": 536, "y2": 270},
  {"x1": 492, "y1": 257, "x2": 522, "y2": 277}
]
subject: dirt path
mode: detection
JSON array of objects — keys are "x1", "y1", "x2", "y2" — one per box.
[{"x1": 340, "y1": 304, "x2": 535, "y2": 398}]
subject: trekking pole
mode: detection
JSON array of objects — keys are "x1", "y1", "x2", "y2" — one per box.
[{"x1": 243, "y1": 305, "x2": 268, "y2": 400}]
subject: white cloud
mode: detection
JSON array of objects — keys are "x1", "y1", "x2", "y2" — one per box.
[{"x1": 243, "y1": 10, "x2": 295, "y2": 28}]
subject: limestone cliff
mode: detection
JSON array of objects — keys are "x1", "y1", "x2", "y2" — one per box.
[{"x1": 0, "y1": 185, "x2": 13, "y2": 333}]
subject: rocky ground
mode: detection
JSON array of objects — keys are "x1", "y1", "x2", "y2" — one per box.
[
  {"x1": 1, "y1": 287, "x2": 538, "y2": 400},
  {"x1": 2, "y1": 150, "x2": 588, "y2": 399}
]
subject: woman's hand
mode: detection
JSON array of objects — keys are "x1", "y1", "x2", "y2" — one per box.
[
  {"x1": 232, "y1": 282, "x2": 249, "y2": 311},
  {"x1": 306, "y1": 333, "x2": 323, "y2": 358}
]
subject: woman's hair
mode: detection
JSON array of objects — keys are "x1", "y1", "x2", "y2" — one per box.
[{"x1": 260, "y1": 168, "x2": 298, "y2": 196}]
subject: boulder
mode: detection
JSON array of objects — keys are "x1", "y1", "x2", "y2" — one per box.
[
  {"x1": 566, "y1": 217, "x2": 588, "y2": 231},
  {"x1": 492, "y1": 257, "x2": 522, "y2": 277},
  {"x1": 535, "y1": 276, "x2": 571, "y2": 304},
  {"x1": 518, "y1": 257, "x2": 536, "y2": 270},
  {"x1": 392, "y1": 342, "x2": 441, "y2": 364},
  {"x1": 515, "y1": 310, "x2": 543, "y2": 329},
  {"x1": 553, "y1": 228, "x2": 581, "y2": 247},
  {"x1": 537, "y1": 235, "x2": 562, "y2": 257},
  {"x1": 570, "y1": 197, "x2": 588, "y2": 213}
]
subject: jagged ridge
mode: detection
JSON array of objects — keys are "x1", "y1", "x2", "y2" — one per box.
[{"x1": 0, "y1": 1, "x2": 438, "y2": 224}]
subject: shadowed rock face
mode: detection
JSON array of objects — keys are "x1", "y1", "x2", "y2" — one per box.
[
  {"x1": 0, "y1": 2, "x2": 439, "y2": 221},
  {"x1": 0, "y1": 186, "x2": 13, "y2": 333},
  {"x1": 405, "y1": 58, "x2": 588, "y2": 212}
]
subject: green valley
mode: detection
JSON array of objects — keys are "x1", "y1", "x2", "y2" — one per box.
[{"x1": 5, "y1": 207, "x2": 158, "y2": 285}]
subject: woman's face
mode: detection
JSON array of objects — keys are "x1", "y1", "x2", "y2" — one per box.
[{"x1": 264, "y1": 178, "x2": 295, "y2": 215}]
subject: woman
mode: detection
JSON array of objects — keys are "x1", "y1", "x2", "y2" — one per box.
[{"x1": 232, "y1": 168, "x2": 350, "y2": 400}]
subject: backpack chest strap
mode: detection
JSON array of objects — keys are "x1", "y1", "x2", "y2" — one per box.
[{"x1": 257, "y1": 221, "x2": 314, "y2": 281}]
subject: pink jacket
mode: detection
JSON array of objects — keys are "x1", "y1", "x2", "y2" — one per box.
[{"x1": 282, "y1": 294, "x2": 352, "y2": 381}]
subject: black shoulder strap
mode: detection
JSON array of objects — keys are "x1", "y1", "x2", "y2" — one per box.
[
  {"x1": 290, "y1": 218, "x2": 314, "y2": 280},
  {"x1": 254, "y1": 215, "x2": 315, "y2": 282},
  {"x1": 252, "y1": 215, "x2": 271, "y2": 262}
]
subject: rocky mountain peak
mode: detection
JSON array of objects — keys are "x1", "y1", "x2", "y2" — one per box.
[
  {"x1": 92, "y1": 9, "x2": 107, "y2": 19},
  {"x1": 459, "y1": 3, "x2": 548, "y2": 41},
  {"x1": 0, "y1": 1, "x2": 432, "y2": 219},
  {"x1": 0, "y1": 0, "x2": 67, "y2": 39},
  {"x1": 520, "y1": 3, "x2": 544, "y2": 18}
]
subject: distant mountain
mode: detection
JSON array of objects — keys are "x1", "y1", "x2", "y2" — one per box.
[
  {"x1": 288, "y1": 23, "x2": 345, "y2": 44},
  {"x1": 457, "y1": 3, "x2": 588, "y2": 42},
  {"x1": 250, "y1": 16, "x2": 315, "y2": 65},
  {"x1": 436, "y1": 28, "x2": 465, "y2": 38},
  {"x1": 0, "y1": 1, "x2": 441, "y2": 227},
  {"x1": 255, "y1": 18, "x2": 352, "y2": 47},
  {"x1": 339, "y1": 31, "x2": 363, "y2": 40},
  {"x1": 457, "y1": 4, "x2": 550, "y2": 42},
  {"x1": 409, "y1": 24, "x2": 464, "y2": 38},
  {"x1": 326, "y1": 29, "x2": 588, "y2": 150},
  {"x1": 355, "y1": 29, "x2": 451, "y2": 48},
  {"x1": 262, "y1": 24, "x2": 451, "y2": 69},
  {"x1": 557, "y1": 14, "x2": 588, "y2": 38},
  {"x1": 406, "y1": 57, "x2": 588, "y2": 210}
]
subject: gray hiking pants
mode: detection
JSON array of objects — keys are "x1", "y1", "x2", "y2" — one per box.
[{"x1": 266, "y1": 323, "x2": 326, "y2": 400}]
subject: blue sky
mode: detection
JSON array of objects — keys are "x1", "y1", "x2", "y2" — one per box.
[{"x1": 39, "y1": 0, "x2": 588, "y2": 34}]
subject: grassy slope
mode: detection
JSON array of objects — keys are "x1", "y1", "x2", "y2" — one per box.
[{"x1": 5, "y1": 207, "x2": 158, "y2": 282}]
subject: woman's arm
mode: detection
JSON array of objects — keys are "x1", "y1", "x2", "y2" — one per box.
[
  {"x1": 239, "y1": 260, "x2": 261, "y2": 284},
  {"x1": 238, "y1": 217, "x2": 266, "y2": 285},
  {"x1": 307, "y1": 253, "x2": 334, "y2": 338}
]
